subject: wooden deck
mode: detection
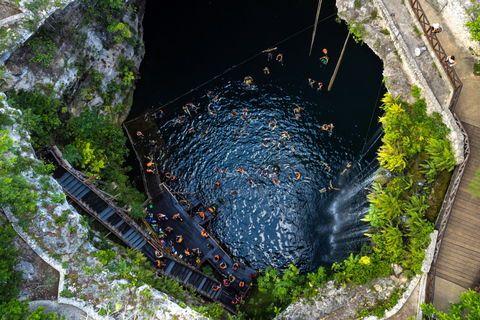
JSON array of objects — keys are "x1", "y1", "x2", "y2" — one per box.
[
  {"x1": 434, "y1": 122, "x2": 480, "y2": 289},
  {"x1": 123, "y1": 120, "x2": 257, "y2": 312},
  {"x1": 41, "y1": 149, "x2": 229, "y2": 306}
]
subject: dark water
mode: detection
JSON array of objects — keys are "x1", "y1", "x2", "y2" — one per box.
[{"x1": 130, "y1": 0, "x2": 385, "y2": 272}]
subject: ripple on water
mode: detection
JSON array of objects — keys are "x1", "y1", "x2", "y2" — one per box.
[{"x1": 155, "y1": 80, "x2": 371, "y2": 272}]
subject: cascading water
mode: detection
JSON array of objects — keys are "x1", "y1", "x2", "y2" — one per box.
[{"x1": 324, "y1": 162, "x2": 379, "y2": 264}]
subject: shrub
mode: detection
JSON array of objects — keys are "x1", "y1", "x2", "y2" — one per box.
[
  {"x1": 54, "y1": 210, "x2": 69, "y2": 226},
  {"x1": 421, "y1": 289, "x2": 480, "y2": 319}
]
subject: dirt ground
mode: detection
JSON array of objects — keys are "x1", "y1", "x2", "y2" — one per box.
[
  {"x1": 0, "y1": 1, "x2": 22, "y2": 21},
  {"x1": 15, "y1": 235, "x2": 60, "y2": 301}
]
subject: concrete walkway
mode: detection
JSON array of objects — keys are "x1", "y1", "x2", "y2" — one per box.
[{"x1": 416, "y1": 0, "x2": 480, "y2": 313}]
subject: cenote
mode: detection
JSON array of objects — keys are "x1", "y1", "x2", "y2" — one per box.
[{"x1": 129, "y1": 0, "x2": 386, "y2": 274}]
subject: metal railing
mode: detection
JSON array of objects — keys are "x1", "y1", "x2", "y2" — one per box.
[
  {"x1": 407, "y1": 0, "x2": 471, "y2": 309},
  {"x1": 409, "y1": 0, "x2": 463, "y2": 111}
]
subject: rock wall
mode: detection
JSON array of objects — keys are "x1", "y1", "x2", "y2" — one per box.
[
  {"x1": 2, "y1": 0, "x2": 145, "y2": 126},
  {"x1": 436, "y1": 0, "x2": 480, "y2": 54},
  {"x1": 0, "y1": 93, "x2": 207, "y2": 319},
  {"x1": 336, "y1": 0, "x2": 465, "y2": 163}
]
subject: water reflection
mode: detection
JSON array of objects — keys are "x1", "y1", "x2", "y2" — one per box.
[{"x1": 152, "y1": 79, "x2": 373, "y2": 273}]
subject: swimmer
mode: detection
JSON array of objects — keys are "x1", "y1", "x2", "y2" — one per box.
[
  {"x1": 248, "y1": 179, "x2": 257, "y2": 188},
  {"x1": 284, "y1": 164, "x2": 290, "y2": 168},
  {"x1": 172, "y1": 213, "x2": 183, "y2": 221},
  {"x1": 262, "y1": 47, "x2": 277, "y2": 61},
  {"x1": 281, "y1": 131, "x2": 290, "y2": 139},
  {"x1": 223, "y1": 169, "x2": 231, "y2": 176},
  {"x1": 320, "y1": 55, "x2": 329, "y2": 65},
  {"x1": 176, "y1": 235, "x2": 183, "y2": 243},
  {"x1": 146, "y1": 168, "x2": 155, "y2": 174},
  {"x1": 208, "y1": 105, "x2": 217, "y2": 116},
  {"x1": 273, "y1": 178, "x2": 280, "y2": 186},
  {"x1": 237, "y1": 167, "x2": 245, "y2": 174},
  {"x1": 290, "y1": 146, "x2": 296, "y2": 153},
  {"x1": 269, "y1": 119, "x2": 278, "y2": 130},
  {"x1": 319, "y1": 188, "x2": 327, "y2": 193},
  {"x1": 293, "y1": 105, "x2": 304, "y2": 115},
  {"x1": 230, "y1": 190, "x2": 237, "y2": 196},
  {"x1": 341, "y1": 162, "x2": 352, "y2": 174},
  {"x1": 182, "y1": 105, "x2": 191, "y2": 116},
  {"x1": 244, "y1": 76, "x2": 253, "y2": 87},
  {"x1": 322, "y1": 124, "x2": 329, "y2": 131},
  {"x1": 308, "y1": 78, "x2": 315, "y2": 88},
  {"x1": 242, "y1": 107, "x2": 248, "y2": 116},
  {"x1": 149, "y1": 140, "x2": 157, "y2": 146},
  {"x1": 200, "y1": 126, "x2": 210, "y2": 140},
  {"x1": 187, "y1": 102, "x2": 198, "y2": 113},
  {"x1": 263, "y1": 67, "x2": 270, "y2": 74},
  {"x1": 196, "y1": 211, "x2": 205, "y2": 220},
  {"x1": 231, "y1": 111, "x2": 237, "y2": 117},
  {"x1": 137, "y1": 131, "x2": 144, "y2": 137},
  {"x1": 214, "y1": 182, "x2": 221, "y2": 188},
  {"x1": 276, "y1": 53, "x2": 284, "y2": 65},
  {"x1": 329, "y1": 180, "x2": 340, "y2": 191},
  {"x1": 277, "y1": 140, "x2": 285, "y2": 148},
  {"x1": 262, "y1": 138, "x2": 271, "y2": 148},
  {"x1": 317, "y1": 82, "x2": 323, "y2": 91},
  {"x1": 201, "y1": 230, "x2": 208, "y2": 238},
  {"x1": 216, "y1": 168, "x2": 221, "y2": 173}
]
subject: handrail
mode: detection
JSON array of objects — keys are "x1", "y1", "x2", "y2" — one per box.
[
  {"x1": 408, "y1": 0, "x2": 463, "y2": 111},
  {"x1": 407, "y1": 0, "x2": 471, "y2": 308}
]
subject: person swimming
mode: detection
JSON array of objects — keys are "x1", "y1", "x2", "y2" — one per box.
[
  {"x1": 273, "y1": 178, "x2": 280, "y2": 186},
  {"x1": 248, "y1": 179, "x2": 257, "y2": 188},
  {"x1": 244, "y1": 76, "x2": 253, "y2": 87},
  {"x1": 262, "y1": 138, "x2": 270, "y2": 148},
  {"x1": 269, "y1": 119, "x2": 278, "y2": 130},
  {"x1": 308, "y1": 78, "x2": 315, "y2": 88}
]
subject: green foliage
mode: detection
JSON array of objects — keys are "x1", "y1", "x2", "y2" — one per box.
[
  {"x1": 117, "y1": 56, "x2": 137, "y2": 87},
  {"x1": 6, "y1": 89, "x2": 62, "y2": 149},
  {"x1": 107, "y1": 22, "x2": 132, "y2": 43},
  {"x1": 0, "y1": 224, "x2": 64, "y2": 319},
  {"x1": 421, "y1": 289, "x2": 480, "y2": 319},
  {"x1": 354, "y1": 0, "x2": 362, "y2": 8},
  {"x1": 28, "y1": 36, "x2": 57, "y2": 68},
  {"x1": 25, "y1": 0, "x2": 50, "y2": 14},
  {"x1": 411, "y1": 85, "x2": 422, "y2": 99},
  {"x1": 413, "y1": 25, "x2": 423, "y2": 36},
  {"x1": 202, "y1": 265, "x2": 215, "y2": 278},
  {"x1": 370, "y1": 8, "x2": 379, "y2": 20},
  {"x1": 0, "y1": 224, "x2": 22, "y2": 303},
  {"x1": 466, "y1": 5, "x2": 480, "y2": 45},
  {"x1": 348, "y1": 21, "x2": 368, "y2": 44},
  {"x1": 356, "y1": 287, "x2": 405, "y2": 319},
  {"x1": 424, "y1": 138, "x2": 456, "y2": 173},
  {"x1": 99, "y1": 0, "x2": 124, "y2": 10},
  {"x1": 0, "y1": 63, "x2": 10, "y2": 87},
  {"x1": 474, "y1": 61, "x2": 480, "y2": 76},
  {"x1": 333, "y1": 253, "x2": 391, "y2": 287},
  {"x1": 92, "y1": 249, "x2": 116, "y2": 265},
  {"x1": 54, "y1": 210, "x2": 69, "y2": 226},
  {"x1": 194, "y1": 303, "x2": 224, "y2": 319},
  {"x1": 380, "y1": 28, "x2": 390, "y2": 36}
]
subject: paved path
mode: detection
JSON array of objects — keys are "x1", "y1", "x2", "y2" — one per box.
[
  {"x1": 378, "y1": 0, "x2": 480, "y2": 316},
  {"x1": 415, "y1": 0, "x2": 480, "y2": 313}
]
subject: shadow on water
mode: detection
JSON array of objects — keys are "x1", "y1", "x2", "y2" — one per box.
[{"x1": 130, "y1": 0, "x2": 386, "y2": 275}]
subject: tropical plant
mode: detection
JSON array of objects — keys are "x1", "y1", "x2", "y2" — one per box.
[
  {"x1": 468, "y1": 167, "x2": 480, "y2": 198},
  {"x1": 421, "y1": 289, "x2": 480, "y2": 319}
]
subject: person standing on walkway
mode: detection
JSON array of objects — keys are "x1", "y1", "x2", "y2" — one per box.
[
  {"x1": 445, "y1": 55, "x2": 456, "y2": 67},
  {"x1": 430, "y1": 23, "x2": 442, "y2": 33}
]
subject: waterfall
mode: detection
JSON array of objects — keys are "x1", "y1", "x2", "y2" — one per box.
[{"x1": 324, "y1": 162, "x2": 379, "y2": 263}]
